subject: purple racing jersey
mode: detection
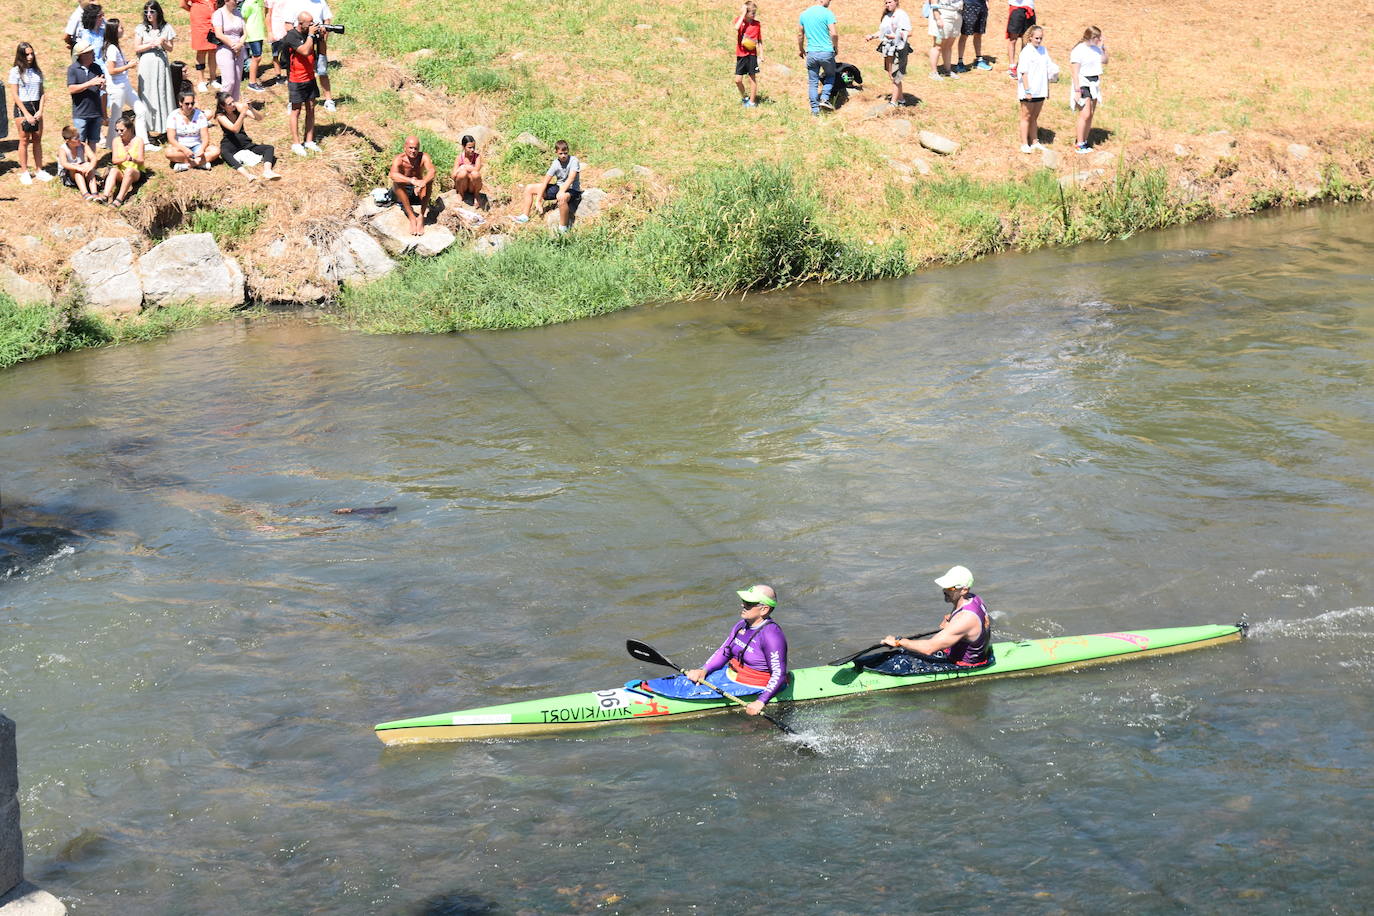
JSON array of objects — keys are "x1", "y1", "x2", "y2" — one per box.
[
  {"x1": 945, "y1": 594, "x2": 991, "y2": 665},
  {"x1": 702, "y1": 619, "x2": 789, "y2": 703}
]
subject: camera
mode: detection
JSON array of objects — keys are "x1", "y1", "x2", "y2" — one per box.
[{"x1": 321, "y1": 23, "x2": 345, "y2": 34}]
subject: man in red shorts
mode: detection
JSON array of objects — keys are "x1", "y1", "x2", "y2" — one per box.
[{"x1": 1005, "y1": 0, "x2": 1036, "y2": 79}]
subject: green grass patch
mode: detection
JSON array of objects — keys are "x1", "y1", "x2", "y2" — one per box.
[{"x1": 185, "y1": 204, "x2": 267, "y2": 244}]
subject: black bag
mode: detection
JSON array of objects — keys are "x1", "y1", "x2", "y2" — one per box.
[{"x1": 836, "y1": 61, "x2": 863, "y2": 89}]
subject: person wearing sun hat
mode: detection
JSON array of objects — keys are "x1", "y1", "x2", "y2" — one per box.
[
  {"x1": 685, "y1": 584, "x2": 789, "y2": 716},
  {"x1": 860, "y1": 565, "x2": 994, "y2": 675}
]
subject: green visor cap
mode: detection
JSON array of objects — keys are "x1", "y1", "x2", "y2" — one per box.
[{"x1": 737, "y1": 586, "x2": 777, "y2": 608}]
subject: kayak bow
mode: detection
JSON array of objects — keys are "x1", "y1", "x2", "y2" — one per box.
[{"x1": 374, "y1": 623, "x2": 1245, "y2": 745}]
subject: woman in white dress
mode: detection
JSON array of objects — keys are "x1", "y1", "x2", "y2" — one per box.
[
  {"x1": 134, "y1": 0, "x2": 175, "y2": 151},
  {"x1": 1069, "y1": 26, "x2": 1107, "y2": 153}
]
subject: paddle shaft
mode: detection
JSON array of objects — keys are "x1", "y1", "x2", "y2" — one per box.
[{"x1": 827, "y1": 628, "x2": 941, "y2": 667}]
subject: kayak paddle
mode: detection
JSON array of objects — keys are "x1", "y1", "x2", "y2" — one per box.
[
  {"x1": 827, "y1": 629, "x2": 940, "y2": 667},
  {"x1": 626, "y1": 639, "x2": 798, "y2": 736}
]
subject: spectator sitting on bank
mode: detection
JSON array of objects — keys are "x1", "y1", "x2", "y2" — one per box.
[
  {"x1": 56, "y1": 125, "x2": 99, "y2": 199},
  {"x1": 214, "y1": 92, "x2": 281, "y2": 180},
  {"x1": 733, "y1": 2, "x2": 762, "y2": 108},
  {"x1": 9, "y1": 42, "x2": 54, "y2": 185},
  {"x1": 99, "y1": 114, "x2": 147, "y2": 206},
  {"x1": 449, "y1": 134, "x2": 484, "y2": 206},
  {"x1": 164, "y1": 88, "x2": 219, "y2": 169},
  {"x1": 282, "y1": 11, "x2": 322, "y2": 156},
  {"x1": 514, "y1": 139, "x2": 581, "y2": 233},
  {"x1": 389, "y1": 135, "x2": 435, "y2": 236},
  {"x1": 66, "y1": 40, "x2": 106, "y2": 150}
]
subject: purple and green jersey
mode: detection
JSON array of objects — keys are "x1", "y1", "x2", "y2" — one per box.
[{"x1": 703, "y1": 619, "x2": 789, "y2": 703}]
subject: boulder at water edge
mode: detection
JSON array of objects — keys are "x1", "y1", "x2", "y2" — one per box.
[
  {"x1": 543, "y1": 188, "x2": 608, "y2": 230},
  {"x1": 138, "y1": 234, "x2": 244, "y2": 308},
  {"x1": 319, "y1": 227, "x2": 397, "y2": 285},
  {"x1": 70, "y1": 237, "x2": 142, "y2": 317},
  {"x1": 0, "y1": 269, "x2": 52, "y2": 307},
  {"x1": 365, "y1": 206, "x2": 457, "y2": 257}
]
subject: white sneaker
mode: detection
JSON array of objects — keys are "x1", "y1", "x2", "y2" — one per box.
[
  {"x1": 303, "y1": 140, "x2": 321, "y2": 152},
  {"x1": 512, "y1": 214, "x2": 530, "y2": 224},
  {"x1": 291, "y1": 143, "x2": 308, "y2": 157},
  {"x1": 322, "y1": 99, "x2": 336, "y2": 112},
  {"x1": 930, "y1": 72, "x2": 944, "y2": 81},
  {"x1": 19, "y1": 172, "x2": 33, "y2": 185},
  {"x1": 35, "y1": 170, "x2": 54, "y2": 182},
  {"x1": 209, "y1": 80, "x2": 223, "y2": 91},
  {"x1": 145, "y1": 141, "x2": 161, "y2": 151},
  {"x1": 197, "y1": 80, "x2": 208, "y2": 92},
  {"x1": 1031, "y1": 141, "x2": 1045, "y2": 151},
  {"x1": 555, "y1": 224, "x2": 568, "y2": 234},
  {"x1": 1019, "y1": 144, "x2": 1033, "y2": 154},
  {"x1": 173, "y1": 162, "x2": 190, "y2": 171},
  {"x1": 946, "y1": 71, "x2": 960, "y2": 80}
]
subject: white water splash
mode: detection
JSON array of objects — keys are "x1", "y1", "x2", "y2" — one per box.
[{"x1": 1247, "y1": 606, "x2": 1374, "y2": 640}]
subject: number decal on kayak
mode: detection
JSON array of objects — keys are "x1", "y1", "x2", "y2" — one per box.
[{"x1": 539, "y1": 689, "x2": 671, "y2": 723}]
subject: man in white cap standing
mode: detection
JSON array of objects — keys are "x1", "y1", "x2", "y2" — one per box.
[{"x1": 866, "y1": 565, "x2": 993, "y2": 674}]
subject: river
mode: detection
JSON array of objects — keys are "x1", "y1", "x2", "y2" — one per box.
[{"x1": 2, "y1": 203, "x2": 1372, "y2": 913}]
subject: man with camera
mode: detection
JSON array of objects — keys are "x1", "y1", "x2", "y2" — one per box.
[{"x1": 281, "y1": 10, "x2": 323, "y2": 156}]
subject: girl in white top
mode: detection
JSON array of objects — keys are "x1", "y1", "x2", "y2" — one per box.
[
  {"x1": 8, "y1": 42, "x2": 53, "y2": 183},
  {"x1": 164, "y1": 89, "x2": 220, "y2": 169},
  {"x1": 866, "y1": 0, "x2": 912, "y2": 106},
  {"x1": 1069, "y1": 26, "x2": 1108, "y2": 153},
  {"x1": 1016, "y1": 25, "x2": 1057, "y2": 153},
  {"x1": 101, "y1": 19, "x2": 137, "y2": 150}
]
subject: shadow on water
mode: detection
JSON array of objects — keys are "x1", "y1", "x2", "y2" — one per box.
[{"x1": 412, "y1": 889, "x2": 504, "y2": 915}]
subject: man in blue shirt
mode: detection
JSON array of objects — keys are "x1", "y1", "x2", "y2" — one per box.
[{"x1": 796, "y1": 0, "x2": 838, "y2": 115}]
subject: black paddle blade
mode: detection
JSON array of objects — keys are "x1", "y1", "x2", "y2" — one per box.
[{"x1": 626, "y1": 639, "x2": 680, "y2": 671}]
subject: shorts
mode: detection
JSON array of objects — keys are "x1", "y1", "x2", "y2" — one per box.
[
  {"x1": 859, "y1": 648, "x2": 994, "y2": 677},
  {"x1": 270, "y1": 39, "x2": 283, "y2": 61},
  {"x1": 886, "y1": 47, "x2": 910, "y2": 82},
  {"x1": 1020, "y1": 95, "x2": 1046, "y2": 103},
  {"x1": 961, "y1": 0, "x2": 988, "y2": 35},
  {"x1": 14, "y1": 99, "x2": 42, "y2": 132},
  {"x1": 543, "y1": 184, "x2": 581, "y2": 202},
  {"x1": 315, "y1": 53, "x2": 328, "y2": 77},
  {"x1": 244, "y1": 40, "x2": 263, "y2": 58},
  {"x1": 72, "y1": 115, "x2": 102, "y2": 146},
  {"x1": 1006, "y1": 6, "x2": 1036, "y2": 39},
  {"x1": 735, "y1": 54, "x2": 759, "y2": 76},
  {"x1": 288, "y1": 79, "x2": 319, "y2": 104},
  {"x1": 929, "y1": 9, "x2": 961, "y2": 41}
]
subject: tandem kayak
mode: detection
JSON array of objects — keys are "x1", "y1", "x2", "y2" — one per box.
[{"x1": 374, "y1": 623, "x2": 1246, "y2": 745}]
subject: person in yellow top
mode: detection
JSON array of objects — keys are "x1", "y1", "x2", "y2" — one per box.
[{"x1": 100, "y1": 114, "x2": 147, "y2": 206}]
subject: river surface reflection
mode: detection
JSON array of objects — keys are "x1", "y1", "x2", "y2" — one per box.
[{"x1": 2, "y1": 204, "x2": 1372, "y2": 913}]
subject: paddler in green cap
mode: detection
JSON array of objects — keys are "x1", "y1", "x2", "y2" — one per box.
[
  {"x1": 685, "y1": 585, "x2": 790, "y2": 715},
  {"x1": 862, "y1": 565, "x2": 994, "y2": 675}
]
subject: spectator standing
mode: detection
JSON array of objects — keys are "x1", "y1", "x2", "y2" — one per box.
[
  {"x1": 282, "y1": 11, "x2": 321, "y2": 155},
  {"x1": 68, "y1": 4, "x2": 107, "y2": 61},
  {"x1": 927, "y1": 0, "x2": 963, "y2": 79},
  {"x1": 449, "y1": 133, "x2": 483, "y2": 204},
  {"x1": 164, "y1": 88, "x2": 218, "y2": 168},
  {"x1": 1069, "y1": 26, "x2": 1106, "y2": 153},
  {"x1": 181, "y1": 0, "x2": 218, "y2": 91},
  {"x1": 389, "y1": 135, "x2": 435, "y2": 236},
  {"x1": 514, "y1": 139, "x2": 581, "y2": 232},
  {"x1": 101, "y1": 19, "x2": 135, "y2": 150},
  {"x1": 955, "y1": 0, "x2": 991, "y2": 72},
  {"x1": 1005, "y1": 0, "x2": 1035, "y2": 79},
  {"x1": 66, "y1": 40, "x2": 105, "y2": 149},
  {"x1": 1015, "y1": 24, "x2": 1055, "y2": 152},
  {"x1": 211, "y1": 0, "x2": 246, "y2": 100},
  {"x1": 9, "y1": 43, "x2": 53, "y2": 184},
  {"x1": 866, "y1": 0, "x2": 911, "y2": 107},
  {"x1": 134, "y1": 1, "x2": 175, "y2": 150},
  {"x1": 214, "y1": 92, "x2": 281, "y2": 179},
  {"x1": 797, "y1": 0, "x2": 838, "y2": 115},
  {"x1": 240, "y1": 0, "x2": 267, "y2": 92},
  {"x1": 266, "y1": 0, "x2": 293, "y2": 85},
  {"x1": 56, "y1": 125, "x2": 98, "y2": 198},
  {"x1": 100, "y1": 114, "x2": 146, "y2": 205},
  {"x1": 292, "y1": 0, "x2": 337, "y2": 112},
  {"x1": 733, "y1": 2, "x2": 762, "y2": 108}
]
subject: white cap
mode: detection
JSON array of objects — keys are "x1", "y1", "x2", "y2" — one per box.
[{"x1": 934, "y1": 565, "x2": 973, "y2": 589}]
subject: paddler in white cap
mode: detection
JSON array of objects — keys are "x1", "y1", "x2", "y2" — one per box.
[
  {"x1": 865, "y1": 565, "x2": 994, "y2": 674},
  {"x1": 684, "y1": 585, "x2": 789, "y2": 715}
]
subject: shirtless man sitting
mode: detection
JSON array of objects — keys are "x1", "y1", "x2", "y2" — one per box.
[{"x1": 388, "y1": 135, "x2": 435, "y2": 236}]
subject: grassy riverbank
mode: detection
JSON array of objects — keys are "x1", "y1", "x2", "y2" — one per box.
[{"x1": 3, "y1": 0, "x2": 1374, "y2": 363}]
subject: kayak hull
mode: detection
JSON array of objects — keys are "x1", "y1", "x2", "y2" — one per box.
[{"x1": 375, "y1": 624, "x2": 1244, "y2": 745}]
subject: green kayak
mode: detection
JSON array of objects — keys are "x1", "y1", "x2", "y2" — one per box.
[{"x1": 374, "y1": 623, "x2": 1246, "y2": 745}]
